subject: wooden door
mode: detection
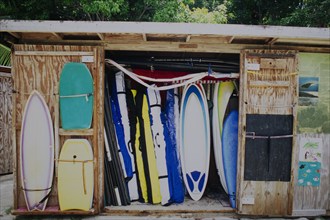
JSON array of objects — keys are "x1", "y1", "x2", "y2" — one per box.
[{"x1": 237, "y1": 50, "x2": 298, "y2": 215}]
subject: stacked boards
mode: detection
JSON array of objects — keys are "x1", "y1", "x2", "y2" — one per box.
[
  {"x1": 104, "y1": 72, "x2": 185, "y2": 206},
  {"x1": 19, "y1": 62, "x2": 96, "y2": 212},
  {"x1": 104, "y1": 71, "x2": 239, "y2": 208},
  {"x1": 58, "y1": 62, "x2": 95, "y2": 211}
]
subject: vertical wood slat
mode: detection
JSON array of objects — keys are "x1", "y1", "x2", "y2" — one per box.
[
  {"x1": 0, "y1": 76, "x2": 13, "y2": 175},
  {"x1": 237, "y1": 50, "x2": 298, "y2": 216},
  {"x1": 12, "y1": 44, "x2": 103, "y2": 214}
]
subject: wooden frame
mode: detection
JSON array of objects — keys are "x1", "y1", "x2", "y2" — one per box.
[
  {"x1": 237, "y1": 49, "x2": 298, "y2": 216},
  {"x1": 11, "y1": 45, "x2": 104, "y2": 215}
]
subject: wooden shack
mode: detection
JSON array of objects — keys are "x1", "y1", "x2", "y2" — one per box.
[{"x1": 0, "y1": 20, "x2": 329, "y2": 217}]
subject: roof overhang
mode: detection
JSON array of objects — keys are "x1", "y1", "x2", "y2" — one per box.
[{"x1": 1, "y1": 20, "x2": 329, "y2": 53}]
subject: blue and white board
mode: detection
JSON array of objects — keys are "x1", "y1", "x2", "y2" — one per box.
[
  {"x1": 115, "y1": 72, "x2": 139, "y2": 201},
  {"x1": 212, "y1": 81, "x2": 235, "y2": 194},
  {"x1": 222, "y1": 110, "x2": 238, "y2": 208},
  {"x1": 180, "y1": 84, "x2": 210, "y2": 201},
  {"x1": 147, "y1": 86, "x2": 171, "y2": 205},
  {"x1": 163, "y1": 88, "x2": 185, "y2": 204}
]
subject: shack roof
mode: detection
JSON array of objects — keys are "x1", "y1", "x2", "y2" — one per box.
[{"x1": 0, "y1": 20, "x2": 329, "y2": 53}]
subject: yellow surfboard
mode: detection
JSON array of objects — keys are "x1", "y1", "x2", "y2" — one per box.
[
  {"x1": 141, "y1": 93, "x2": 161, "y2": 204},
  {"x1": 58, "y1": 139, "x2": 94, "y2": 211},
  {"x1": 132, "y1": 90, "x2": 148, "y2": 202}
]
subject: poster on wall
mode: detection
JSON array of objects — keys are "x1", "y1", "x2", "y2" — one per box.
[
  {"x1": 297, "y1": 137, "x2": 322, "y2": 186},
  {"x1": 299, "y1": 76, "x2": 319, "y2": 106}
]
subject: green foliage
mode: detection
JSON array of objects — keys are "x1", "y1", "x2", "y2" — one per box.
[
  {"x1": 0, "y1": 44, "x2": 11, "y2": 66},
  {"x1": 224, "y1": 0, "x2": 330, "y2": 27},
  {"x1": 0, "y1": 0, "x2": 328, "y2": 26}
]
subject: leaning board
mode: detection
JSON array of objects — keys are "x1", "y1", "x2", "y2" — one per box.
[
  {"x1": 180, "y1": 83, "x2": 210, "y2": 201},
  {"x1": 222, "y1": 110, "x2": 239, "y2": 208},
  {"x1": 20, "y1": 90, "x2": 54, "y2": 211},
  {"x1": 58, "y1": 139, "x2": 94, "y2": 211}
]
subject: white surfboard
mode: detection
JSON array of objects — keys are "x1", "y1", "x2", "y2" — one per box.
[
  {"x1": 147, "y1": 85, "x2": 171, "y2": 205},
  {"x1": 20, "y1": 90, "x2": 54, "y2": 211},
  {"x1": 180, "y1": 83, "x2": 210, "y2": 201}
]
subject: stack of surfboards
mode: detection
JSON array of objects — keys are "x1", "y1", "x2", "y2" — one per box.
[
  {"x1": 58, "y1": 62, "x2": 95, "y2": 211},
  {"x1": 20, "y1": 62, "x2": 96, "y2": 212},
  {"x1": 104, "y1": 72, "x2": 185, "y2": 206}
]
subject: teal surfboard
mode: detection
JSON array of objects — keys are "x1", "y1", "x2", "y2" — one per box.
[{"x1": 59, "y1": 62, "x2": 94, "y2": 130}]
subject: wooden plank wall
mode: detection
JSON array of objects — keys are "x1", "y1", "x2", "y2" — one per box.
[
  {"x1": 12, "y1": 45, "x2": 104, "y2": 214},
  {"x1": 237, "y1": 49, "x2": 298, "y2": 215},
  {"x1": 292, "y1": 134, "x2": 330, "y2": 216},
  {"x1": 0, "y1": 74, "x2": 13, "y2": 175}
]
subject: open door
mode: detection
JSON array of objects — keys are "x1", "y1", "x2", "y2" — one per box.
[{"x1": 237, "y1": 50, "x2": 298, "y2": 215}]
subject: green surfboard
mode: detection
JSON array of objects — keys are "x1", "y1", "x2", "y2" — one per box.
[{"x1": 59, "y1": 62, "x2": 94, "y2": 130}]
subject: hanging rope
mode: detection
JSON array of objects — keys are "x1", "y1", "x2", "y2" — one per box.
[{"x1": 105, "y1": 59, "x2": 239, "y2": 91}]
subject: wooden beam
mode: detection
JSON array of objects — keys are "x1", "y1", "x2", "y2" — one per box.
[
  {"x1": 14, "y1": 51, "x2": 94, "y2": 56},
  {"x1": 8, "y1": 32, "x2": 21, "y2": 39},
  {"x1": 186, "y1": 35, "x2": 191, "y2": 42},
  {"x1": 97, "y1": 33, "x2": 104, "y2": 41},
  {"x1": 142, "y1": 33, "x2": 147, "y2": 41},
  {"x1": 227, "y1": 36, "x2": 235, "y2": 43},
  {"x1": 267, "y1": 37, "x2": 278, "y2": 45},
  {"x1": 104, "y1": 41, "x2": 330, "y2": 54},
  {"x1": 51, "y1": 32, "x2": 62, "y2": 40}
]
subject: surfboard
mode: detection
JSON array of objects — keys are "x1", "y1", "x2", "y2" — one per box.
[
  {"x1": 115, "y1": 71, "x2": 139, "y2": 201},
  {"x1": 59, "y1": 62, "x2": 94, "y2": 130},
  {"x1": 147, "y1": 86, "x2": 171, "y2": 205},
  {"x1": 135, "y1": 89, "x2": 161, "y2": 204},
  {"x1": 20, "y1": 90, "x2": 54, "y2": 211},
  {"x1": 104, "y1": 74, "x2": 130, "y2": 206},
  {"x1": 180, "y1": 83, "x2": 210, "y2": 201},
  {"x1": 131, "y1": 89, "x2": 148, "y2": 203},
  {"x1": 58, "y1": 139, "x2": 94, "y2": 211},
  {"x1": 222, "y1": 110, "x2": 239, "y2": 208},
  {"x1": 212, "y1": 81, "x2": 235, "y2": 194},
  {"x1": 163, "y1": 88, "x2": 184, "y2": 204}
]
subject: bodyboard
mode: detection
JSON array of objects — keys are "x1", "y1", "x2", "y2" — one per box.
[
  {"x1": 59, "y1": 62, "x2": 94, "y2": 130},
  {"x1": 58, "y1": 139, "x2": 93, "y2": 211}
]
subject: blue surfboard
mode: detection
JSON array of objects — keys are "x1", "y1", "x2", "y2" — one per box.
[{"x1": 222, "y1": 110, "x2": 238, "y2": 208}]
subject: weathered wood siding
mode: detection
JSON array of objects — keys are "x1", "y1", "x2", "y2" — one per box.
[
  {"x1": 237, "y1": 50, "x2": 298, "y2": 215},
  {"x1": 292, "y1": 134, "x2": 329, "y2": 216},
  {"x1": 11, "y1": 45, "x2": 104, "y2": 215},
  {"x1": 0, "y1": 74, "x2": 13, "y2": 175}
]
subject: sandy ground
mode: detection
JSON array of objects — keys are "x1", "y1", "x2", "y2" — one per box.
[{"x1": 0, "y1": 174, "x2": 328, "y2": 220}]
